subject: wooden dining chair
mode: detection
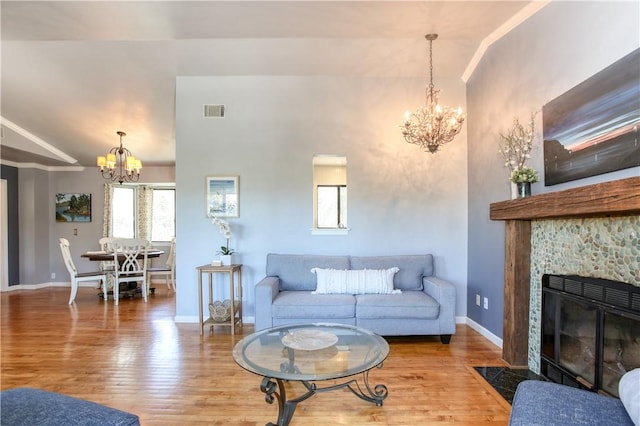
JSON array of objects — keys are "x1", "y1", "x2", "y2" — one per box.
[
  {"x1": 59, "y1": 238, "x2": 108, "y2": 304},
  {"x1": 147, "y1": 237, "x2": 176, "y2": 292},
  {"x1": 111, "y1": 238, "x2": 150, "y2": 305},
  {"x1": 98, "y1": 237, "x2": 116, "y2": 272},
  {"x1": 98, "y1": 237, "x2": 116, "y2": 295}
]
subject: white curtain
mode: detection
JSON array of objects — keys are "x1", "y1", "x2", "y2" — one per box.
[
  {"x1": 102, "y1": 183, "x2": 114, "y2": 237},
  {"x1": 137, "y1": 185, "x2": 153, "y2": 242}
]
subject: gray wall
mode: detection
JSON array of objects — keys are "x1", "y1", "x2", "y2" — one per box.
[
  {"x1": 1, "y1": 165, "x2": 19, "y2": 285},
  {"x1": 175, "y1": 75, "x2": 469, "y2": 321},
  {"x1": 466, "y1": 1, "x2": 640, "y2": 337},
  {"x1": 18, "y1": 168, "x2": 50, "y2": 285}
]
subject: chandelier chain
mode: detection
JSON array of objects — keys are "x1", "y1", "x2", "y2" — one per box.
[{"x1": 428, "y1": 36, "x2": 434, "y2": 99}]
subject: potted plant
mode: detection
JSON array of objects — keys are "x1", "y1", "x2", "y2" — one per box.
[
  {"x1": 211, "y1": 216, "x2": 236, "y2": 265},
  {"x1": 510, "y1": 166, "x2": 538, "y2": 198}
]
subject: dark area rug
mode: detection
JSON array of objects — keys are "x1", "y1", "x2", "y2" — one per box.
[{"x1": 474, "y1": 366, "x2": 546, "y2": 404}]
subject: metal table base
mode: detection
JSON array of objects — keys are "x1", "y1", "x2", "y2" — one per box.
[{"x1": 259, "y1": 365, "x2": 388, "y2": 426}]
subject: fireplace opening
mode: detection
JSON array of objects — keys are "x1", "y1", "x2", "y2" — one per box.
[{"x1": 541, "y1": 274, "x2": 640, "y2": 397}]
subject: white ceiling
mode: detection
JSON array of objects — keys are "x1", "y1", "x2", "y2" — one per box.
[{"x1": 0, "y1": 1, "x2": 541, "y2": 168}]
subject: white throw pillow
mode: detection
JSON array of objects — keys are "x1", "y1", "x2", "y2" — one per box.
[
  {"x1": 619, "y1": 368, "x2": 640, "y2": 426},
  {"x1": 310, "y1": 267, "x2": 401, "y2": 295}
]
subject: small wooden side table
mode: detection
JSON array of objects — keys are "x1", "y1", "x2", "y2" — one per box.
[{"x1": 196, "y1": 264, "x2": 243, "y2": 335}]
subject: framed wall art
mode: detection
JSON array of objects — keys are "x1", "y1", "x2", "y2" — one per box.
[
  {"x1": 55, "y1": 193, "x2": 92, "y2": 222},
  {"x1": 543, "y1": 48, "x2": 640, "y2": 186},
  {"x1": 206, "y1": 176, "x2": 239, "y2": 218}
]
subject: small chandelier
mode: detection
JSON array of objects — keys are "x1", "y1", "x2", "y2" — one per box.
[
  {"x1": 401, "y1": 34, "x2": 465, "y2": 153},
  {"x1": 96, "y1": 131, "x2": 142, "y2": 184}
]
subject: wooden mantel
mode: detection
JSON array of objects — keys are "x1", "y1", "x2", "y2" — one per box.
[{"x1": 490, "y1": 176, "x2": 640, "y2": 366}]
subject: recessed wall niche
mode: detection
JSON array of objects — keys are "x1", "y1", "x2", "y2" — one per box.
[{"x1": 312, "y1": 155, "x2": 347, "y2": 233}]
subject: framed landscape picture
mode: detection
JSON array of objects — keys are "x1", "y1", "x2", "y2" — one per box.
[
  {"x1": 543, "y1": 48, "x2": 640, "y2": 186},
  {"x1": 55, "y1": 193, "x2": 92, "y2": 222},
  {"x1": 206, "y1": 176, "x2": 239, "y2": 218}
]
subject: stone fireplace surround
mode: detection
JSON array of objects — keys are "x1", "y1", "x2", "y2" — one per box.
[
  {"x1": 490, "y1": 176, "x2": 640, "y2": 369},
  {"x1": 529, "y1": 216, "x2": 639, "y2": 372}
]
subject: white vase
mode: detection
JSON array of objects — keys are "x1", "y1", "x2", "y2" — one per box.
[
  {"x1": 510, "y1": 182, "x2": 518, "y2": 199},
  {"x1": 220, "y1": 254, "x2": 235, "y2": 266}
]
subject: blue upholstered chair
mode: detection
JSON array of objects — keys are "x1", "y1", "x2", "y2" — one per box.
[
  {"x1": 509, "y1": 371, "x2": 638, "y2": 426},
  {"x1": 0, "y1": 387, "x2": 140, "y2": 425}
]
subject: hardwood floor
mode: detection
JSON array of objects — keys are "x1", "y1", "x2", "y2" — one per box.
[{"x1": 1, "y1": 287, "x2": 511, "y2": 425}]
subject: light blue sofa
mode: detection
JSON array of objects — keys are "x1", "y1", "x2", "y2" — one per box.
[{"x1": 254, "y1": 253, "x2": 456, "y2": 343}]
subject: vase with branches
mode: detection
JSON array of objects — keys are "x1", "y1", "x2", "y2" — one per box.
[{"x1": 498, "y1": 112, "x2": 538, "y2": 197}]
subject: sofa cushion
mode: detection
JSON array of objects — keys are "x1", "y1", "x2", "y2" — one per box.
[
  {"x1": 0, "y1": 387, "x2": 140, "y2": 426},
  {"x1": 356, "y1": 291, "x2": 439, "y2": 319},
  {"x1": 619, "y1": 368, "x2": 640, "y2": 426},
  {"x1": 266, "y1": 254, "x2": 351, "y2": 291},
  {"x1": 311, "y1": 267, "x2": 400, "y2": 295},
  {"x1": 272, "y1": 291, "x2": 356, "y2": 319},
  {"x1": 350, "y1": 255, "x2": 433, "y2": 291}
]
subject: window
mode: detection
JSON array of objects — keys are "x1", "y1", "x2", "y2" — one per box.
[
  {"x1": 110, "y1": 185, "x2": 175, "y2": 242},
  {"x1": 112, "y1": 186, "x2": 135, "y2": 238},
  {"x1": 317, "y1": 185, "x2": 347, "y2": 228},
  {"x1": 313, "y1": 155, "x2": 347, "y2": 232}
]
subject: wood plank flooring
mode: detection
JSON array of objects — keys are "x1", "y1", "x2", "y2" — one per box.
[{"x1": 1, "y1": 287, "x2": 511, "y2": 425}]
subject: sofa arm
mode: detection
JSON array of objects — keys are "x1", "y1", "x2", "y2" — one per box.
[
  {"x1": 255, "y1": 276, "x2": 280, "y2": 332},
  {"x1": 423, "y1": 276, "x2": 456, "y2": 335}
]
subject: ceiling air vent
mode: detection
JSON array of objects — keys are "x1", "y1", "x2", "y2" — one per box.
[{"x1": 203, "y1": 104, "x2": 225, "y2": 118}]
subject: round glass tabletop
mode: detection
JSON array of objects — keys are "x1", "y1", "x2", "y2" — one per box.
[{"x1": 232, "y1": 323, "x2": 389, "y2": 381}]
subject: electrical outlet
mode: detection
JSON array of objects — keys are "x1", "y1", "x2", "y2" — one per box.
[
  {"x1": 51, "y1": 273, "x2": 56, "y2": 280},
  {"x1": 475, "y1": 294, "x2": 481, "y2": 306},
  {"x1": 483, "y1": 297, "x2": 489, "y2": 310}
]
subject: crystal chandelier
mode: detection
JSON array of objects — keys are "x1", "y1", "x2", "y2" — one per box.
[
  {"x1": 96, "y1": 131, "x2": 142, "y2": 184},
  {"x1": 401, "y1": 34, "x2": 465, "y2": 153}
]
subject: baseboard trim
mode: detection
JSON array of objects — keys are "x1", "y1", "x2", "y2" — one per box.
[
  {"x1": 1, "y1": 281, "x2": 105, "y2": 291},
  {"x1": 464, "y1": 317, "x2": 503, "y2": 348},
  {"x1": 174, "y1": 315, "x2": 255, "y2": 324},
  {"x1": 2, "y1": 281, "x2": 176, "y2": 292}
]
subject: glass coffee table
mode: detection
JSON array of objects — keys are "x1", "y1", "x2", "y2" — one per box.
[{"x1": 233, "y1": 323, "x2": 389, "y2": 426}]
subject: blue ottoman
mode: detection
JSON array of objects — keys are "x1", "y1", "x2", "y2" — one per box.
[
  {"x1": 0, "y1": 388, "x2": 140, "y2": 426},
  {"x1": 509, "y1": 380, "x2": 633, "y2": 426}
]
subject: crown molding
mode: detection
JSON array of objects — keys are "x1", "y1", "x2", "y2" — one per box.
[
  {"x1": 0, "y1": 159, "x2": 85, "y2": 172},
  {"x1": 462, "y1": 0, "x2": 552, "y2": 83},
  {"x1": 0, "y1": 117, "x2": 77, "y2": 164}
]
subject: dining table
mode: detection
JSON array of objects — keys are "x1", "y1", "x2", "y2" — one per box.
[
  {"x1": 81, "y1": 248, "x2": 164, "y2": 262},
  {"x1": 81, "y1": 248, "x2": 165, "y2": 300}
]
